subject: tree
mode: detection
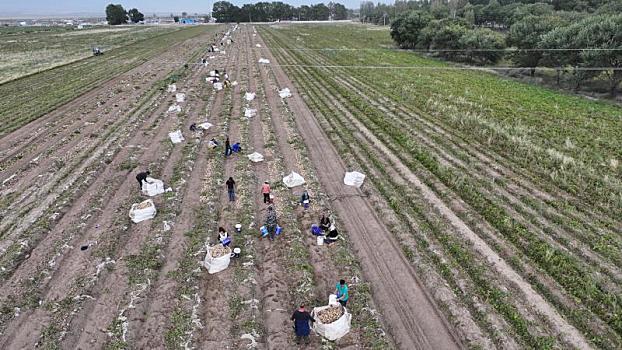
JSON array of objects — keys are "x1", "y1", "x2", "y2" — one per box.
[
  {"x1": 212, "y1": 1, "x2": 240, "y2": 22},
  {"x1": 431, "y1": 22, "x2": 469, "y2": 60},
  {"x1": 507, "y1": 15, "x2": 568, "y2": 76},
  {"x1": 459, "y1": 27, "x2": 506, "y2": 64},
  {"x1": 173, "y1": 16, "x2": 180, "y2": 23},
  {"x1": 310, "y1": 3, "x2": 330, "y2": 21},
  {"x1": 390, "y1": 11, "x2": 433, "y2": 49},
  {"x1": 106, "y1": 4, "x2": 127, "y2": 25},
  {"x1": 128, "y1": 8, "x2": 144, "y2": 23},
  {"x1": 574, "y1": 15, "x2": 622, "y2": 96},
  {"x1": 329, "y1": 2, "x2": 348, "y2": 20}
]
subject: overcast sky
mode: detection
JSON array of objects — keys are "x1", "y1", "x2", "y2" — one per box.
[{"x1": 1, "y1": 0, "x2": 387, "y2": 16}]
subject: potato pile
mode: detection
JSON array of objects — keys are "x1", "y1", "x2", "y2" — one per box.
[
  {"x1": 317, "y1": 305, "x2": 343, "y2": 324},
  {"x1": 135, "y1": 201, "x2": 152, "y2": 210},
  {"x1": 210, "y1": 245, "x2": 231, "y2": 258}
]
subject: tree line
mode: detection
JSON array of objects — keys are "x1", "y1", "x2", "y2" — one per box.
[
  {"x1": 106, "y1": 4, "x2": 144, "y2": 25},
  {"x1": 382, "y1": 0, "x2": 622, "y2": 96},
  {"x1": 212, "y1": 1, "x2": 348, "y2": 23}
]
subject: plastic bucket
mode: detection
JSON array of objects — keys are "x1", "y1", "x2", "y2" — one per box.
[
  {"x1": 260, "y1": 226, "x2": 269, "y2": 237},
  {"x1": 235, "y1": 223, "x2": 242, "y2": 233},
  {"x1": 317, "y1": 236, "x2": 324, "y2": 246},
  {"x1": 275, "y1": 226, "x2": 283, "y2": 236}
]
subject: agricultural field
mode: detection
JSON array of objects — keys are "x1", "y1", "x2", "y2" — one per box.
[
  {"x1": 260, "y1": 23, "x2": 622, "y2": 349},
  {"x1": 0, "y1": 19, "x2": 620, "y2": 350},
  {"x1": 0, "y1": 25, "x2": 180, "y2": 83}
]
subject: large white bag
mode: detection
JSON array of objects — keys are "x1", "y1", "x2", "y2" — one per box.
[
  {"x1": 247, "y1": 152, "x2": 264, "y2": 163},
  {"x1": 129, "y1": 199, "x2": 157, "y2": 223},
  {"x1": 169, "y1": 130, "x2": 184, "y2": 144},
  {"x1": 203, "y1": 245, "x2": 231, "y2": 274},
  {"x1": 198, "y1": 122, "x2": 213, "y2": 130},
  {"x1": 142, "y1": 177, "x2": 165, "y2": 197},
  {"x1": 311, "y1": 304, "x2": 352, "y2": 341},
  {"x1": 168, "y1": 105, "x2": 182, "y2": 113},
  {"x1": 213, "y1": 82, "x2": 223, "y2": 91},
  {"x1": 167, "y1": 84, "x2": 177, "y2": 93},
  {"x1": 279, "y1": 88, "x2": 292, "y2": 99},
  {"x1": 258, "y1": 58, "x2": 270, "y2": 64},
  {"x1": 344, "y1": 171, "x2": 366, "y2": 188},
  {"x1": 245, "y1": 92, "x2": 256, "y2": 101},
  {"x1": 175, "y1": 93, "x2": 186, "y2": 103},
  {"x1": 283, "y1": 171, "x2": 305, "y2": 188}
]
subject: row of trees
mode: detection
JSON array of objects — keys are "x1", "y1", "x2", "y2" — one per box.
[
  {"x1": 212, "y1": 1, "x2": 348, "y2": 23},
  {"x1": 389, "y1": 1, "x2": 622, "y2": 96},
  {"x1": 106, "y1": 4, "x2": 144, "y2": 25}
]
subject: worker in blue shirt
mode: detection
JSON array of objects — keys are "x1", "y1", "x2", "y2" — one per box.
[{"x1": 335, "y1": 279, "x2": 349, "y2": 307}]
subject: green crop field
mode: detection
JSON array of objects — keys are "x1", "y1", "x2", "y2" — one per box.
[
  {"x1": 0, "y1": 25, "x2": 180, "y2": 83},
  {"x1": 261, "y1": 23, "x2": 622, "y2": 349}
]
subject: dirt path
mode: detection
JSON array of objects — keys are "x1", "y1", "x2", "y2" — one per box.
[{"x1": 255, "y1": 30, "x2": 462, "y2": 350}]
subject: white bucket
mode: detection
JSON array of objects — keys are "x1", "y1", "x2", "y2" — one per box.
[
  {"x1": 317, "y1": 236, "x2": 324, "y2": 246},
  {"x1": 235, "y1": 223, "x2": 242, "y2": 232}
]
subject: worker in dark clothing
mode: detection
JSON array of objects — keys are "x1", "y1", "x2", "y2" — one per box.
[
  {"x1": 136, "y1": 171, "x2": 151, "y2": 190},
  {"x1": 291, "y1": 305, "x2": 314, "y2": 345},
  {"x1": 226, "y1": 177, "x2": 236, "y2": 201},
  {"x1": 224, "y1": 136, "x2": 232, "y2": 157},
  {"x1": 319, "y1": 214, "x2": 331, "y2": 233},
  {"x1": 189, "y1": 123, "x2": 197, "y2": 132}
]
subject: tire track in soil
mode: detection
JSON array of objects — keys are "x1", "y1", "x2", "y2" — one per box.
[
  {"x1": 255, "y1": 30, "x2": 462, "y2": 350},
  {"x1": 128, "y1": 30, "x2": 242, "y2": 349},
  {"x1": 0, "y1": 33, "x2": 215, "y2": 348}
]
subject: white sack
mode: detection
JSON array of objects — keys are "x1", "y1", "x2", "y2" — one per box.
[
  {"x1": 175, "y1": 93, "x2": 185, "y2": 103},
  {"x1": 344, "y1": 171, "x2": 366, "y2": 188},
  {"x1": 169, "y1": 130, "x2": 185, "y2": 144},
  {"x1": 168, "y1": 105, "x2": 182, "y2": 113},
  {"x1": 232, "y1": 81, "x2": 238, "y2": 86},
  {"x1": 245, "y1": 92, "x2": 256, "y2": 101},
  {"x1": 203, "y1": 245, "x2": 231, "y2": 274},
  {"x1": 213, "y1": 82, "x2": 223, "y2": 91},
  {"x1": 141, "y1": 177, "x2": 165, "y2": 197},
  {"x1": 311, "y1": 304, "x2": 352, "y2": 341},
  {"x1": 129, "y1": 199, "x2": 156, "y2": 223},
  {"x1": 258, "y1": 58, "x2": 270, "y2": 64},
  {"x1": 214, "y1": 48, "x2": 220, "y2": 52},
  {"x1": 209, "y1": 70, "x2": 220, "y2": 77},
  {"x1": 278, "y1": 88, "x2": 292, "y2": 99},
  {"x1": 167, "y1": 84, "x2": 177, "y2": 92},
  {"x1": 255, "y1": 43, "x2": 261, "y2": 47},
  {"x1": 198, "y1": 122, "x2": 213, "y2": 130},
  {"x1": 247, "y1": 152, "x2": 264, "y2": 163},
  {"x1": 244, "y1": 108, "x2": 257, "y2": 118},
  {"x1": 282, "y1": 171, "x2": 305, "y2": 188}
]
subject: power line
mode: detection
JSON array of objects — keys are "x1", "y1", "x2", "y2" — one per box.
[
  {"x1": 254, "y1": 47, "x2": 622, "y2": 52},
  {"x1": 264, "y1": 64, "x2": 622, "y2": 71}
]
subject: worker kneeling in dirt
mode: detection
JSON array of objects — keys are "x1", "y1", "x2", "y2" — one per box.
[
  {"x1": 325, "y1": 225, "x2": 339, "y2": 245},
  {"x1": 218, "y1": 227, "x2": 231, "y2": 246}
]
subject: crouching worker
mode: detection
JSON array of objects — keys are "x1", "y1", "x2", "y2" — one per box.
[
  {"x1": 136, "y1": 170, "x2": 151, "y2": 191},
  {"x1": 265, "y1": 206, "x2": 278, "y2": 240},
  {"x1": 300, "y1": 190, "x2": 310, "y2": 209},
  {"x1": 291, "y1": 305, "x2": 314, "y2": 345},
  {"x1": 218, "y1": 227, "x2": 231, "y2": 246},
  {"x1": 325, "y1": 225, "x2": 339, "y2": 245}
]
